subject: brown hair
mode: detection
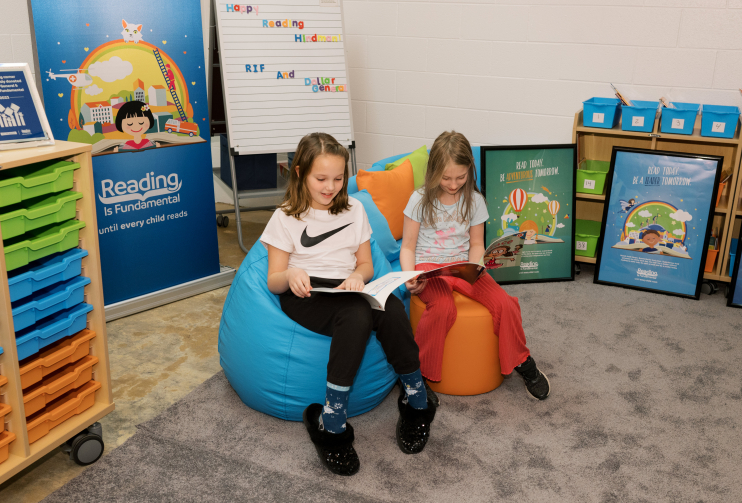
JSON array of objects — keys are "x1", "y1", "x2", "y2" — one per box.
[
  {"x1": 280, "y1": 132, "x2": 350, "y2": 219},
  {"x1": 417, "y1": 131, "x2": 482, "y2": 228},
  {"x1": 643, "y1": 229, "x2": 661, "y2": 238}
]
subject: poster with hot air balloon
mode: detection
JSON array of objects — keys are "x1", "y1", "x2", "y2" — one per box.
[
  {"x1": 30, "y1": 0, "x2": 221, "y2": 306},
  {"x1": 481, "y1": 145, "x2": 576, "y2": 284},
  {"x1": 595, "y1": 147, "x2": 722, "y2": 299},
  {"x1": 727, "y1": 225, "x2": 742, "y2": 308}
]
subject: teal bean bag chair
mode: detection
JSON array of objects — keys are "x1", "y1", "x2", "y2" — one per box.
[{"x1": 218, "y1": 237, "x2": 400, "y2": 421}]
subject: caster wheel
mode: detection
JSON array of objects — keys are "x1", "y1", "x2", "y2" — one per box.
[
  {"x1": 575, "y1": 264, "x2": 581, "y2": 275},
  {"x1": 69, "y1": 433, "x2": 104, "y2": 466},
  {"x1": 701, "y1": 280, "x2": 717, "y2": 295},
  {"x1": 216, "y1": 215, "x2": 224, "y2": 227},
  {"x1": 223, "y1": 215, "x2": 229, "y2": 228}
]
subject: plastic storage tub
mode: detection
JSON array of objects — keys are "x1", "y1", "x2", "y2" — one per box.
[
  {"x1": 621, "y1": 101, "x2": 659, "y2": 132},
  {"x1": 0, "y1": 431, "x2": 15, "y2": 465},
  {"x1": 23, "y1": 355, "x2": 98, "y2": 417},
  {"x1": 583, "y1": 98, "x2": 622, "y2": 128},
  {"x1": 704, "y1": 249, "x2": 718, "y2": 273},
  {"x1": 7, "y1": 249, "x2": 87, "y2": 303},
  {"x1": 660, "y1": 102, "x2": 700, "y2": 135},
  {"x1": 0, "y1": 191, "x2": 82, "y2": 240},
  {"x1": 575, "y1": 219, "x2": 602, "y2": 257},
  {"x1": 15, "y1": 303, "x2": 93, "y2": 360},
  {"x1": 730, "y1": 238, "x2": 739, "y2": 277},
  {"x1": 19, "y1": 329, "x2": 96, "y2": 389},
  {"x1": 0, "y1": 160, "x2": 80, "y2": 208},
  {"x1": 577, "y1": 160, "x2": 610, "y2": 195},
  {"x1": 701, "y1": 105, "x2": 740, "y2": 139},
  {"x1": 0, "y1": 403, "x2": 10, "y2": 433},
  {"x1": 3, "y1": 220, "x2": 86, "y2": 272},
  {"x1": 11, "y1": 276, "x2": 90, "y2": 332},
  {"x1": 26, "y1": 380, "x2": 101, "y2": 444}
]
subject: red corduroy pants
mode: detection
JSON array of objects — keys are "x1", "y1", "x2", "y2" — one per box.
[{"x1": 414, "y1": 262, "x2": 531, "y2": 381}]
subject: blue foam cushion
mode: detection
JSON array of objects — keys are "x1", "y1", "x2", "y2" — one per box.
[
  {"x1": 219, "y1": 238, "x2": 399, "y2": 421},
  {"x1": 351, "y1": 190, "x2": 400, "y2": 262}
]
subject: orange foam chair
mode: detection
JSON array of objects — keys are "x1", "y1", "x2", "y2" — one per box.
[{"x1": 410, "y1": 293, "x2": 503, "y2": 396}]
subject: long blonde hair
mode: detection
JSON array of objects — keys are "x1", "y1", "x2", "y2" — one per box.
[
  {"x1": 417, "y1": 131, "x2": 481, "y2": 228},
  {"x1": 280, "y1": 132, "x2": 350, "y2": 219}
]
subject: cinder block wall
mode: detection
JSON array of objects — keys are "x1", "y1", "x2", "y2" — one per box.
[
  {"x1": 343, "y1": 0, "x2": 742, "y2": 169},
  {"x1": 4, "y1": 1, "x2": 742, "y2": 170}
]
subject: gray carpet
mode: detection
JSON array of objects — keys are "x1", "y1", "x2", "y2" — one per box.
[{"x1": 42, "y1": 266, "x2": 742, "y2": 503}]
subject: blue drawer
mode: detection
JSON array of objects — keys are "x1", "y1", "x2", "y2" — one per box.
[
  {"x1": 7, "y1": 248, "x2": 87, "y2": 303},
  {"x1": 621, "y1": 100, "x2": 658, "y2": 132},
  {"x1": 11, "y1": 276, "x2": 90, "y2": 332},
  {"x1": 583, "y1": 97, "x2": 621, "y2": 128},
  {"x1": 660, "y1": 102, "x2": 700, "y2": 135},
  {"x1": 701, "y1": 105, "x2": 739, "y2": 139},
  {"x1": 15, "y1": 303, "x2": 93, "y2": 361}
]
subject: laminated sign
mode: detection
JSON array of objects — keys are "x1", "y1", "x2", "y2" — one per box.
[
  {"x1": 481, "y1": 145, "x2": 577, "y2": 285},
  {"x1": 31, "y1": 0, "x2": 220, "y2": 304}
]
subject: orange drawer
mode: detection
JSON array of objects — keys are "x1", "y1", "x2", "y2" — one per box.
[
  {"x1": 0, "y1": 403, "x2": 10, "y2": 433},
  {"x1": 0, "y1": 430, "x2": 16, "y2": 465},
  {"x1": 19, "y1": 329, "x2": 96, "y2": 389},
  {"x1": 26, "y1": 380, "x2": 101, "y2": 444},
  {"x1": 23, "y1": 355, "x2": 98, "y2": 417}
]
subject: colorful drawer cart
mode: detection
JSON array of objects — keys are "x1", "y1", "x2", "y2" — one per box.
[
  {"x1": 571, "y1": 109, "x2": 742, "y2": 285},
  {"x1": 0, "y1": 141, "x2": 114, "y2": 483}
]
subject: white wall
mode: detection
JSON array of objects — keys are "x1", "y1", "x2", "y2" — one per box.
[
  {"x1": 4, "y1": 1, "x2": 742, "y2": 171},
  {"x1": 342, "y1": 0, "x2": 742, "y2": 169}
]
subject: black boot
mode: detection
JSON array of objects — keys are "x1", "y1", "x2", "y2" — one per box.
[
  {"x1": 302, "y1": 403, "x2": 360, "y2": 476},
  {"x1": 396, "y1": 389, "x2": 437, "y2": 454},
  {"x1": 514, "y1": 356, "x2": 550, "y2": 400}
]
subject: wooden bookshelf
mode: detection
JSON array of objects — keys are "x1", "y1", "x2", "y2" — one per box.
[
  {"x1": 0, "y1": 141, "x2": 114, "y2": 483},
  {"x1": 572, "y1": 111, "x2": 742, "y2": 283}
]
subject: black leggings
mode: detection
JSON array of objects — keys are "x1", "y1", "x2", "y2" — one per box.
[{"x1": 280, "y1": 277, "x2": 421, "y2": 387}]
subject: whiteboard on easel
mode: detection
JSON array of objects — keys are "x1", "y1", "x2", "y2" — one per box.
[{"x1": 214, "y1": 0, "x2": 354, "y2": 156}]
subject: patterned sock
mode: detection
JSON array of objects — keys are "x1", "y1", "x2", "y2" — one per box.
[
  {"x1": 319, "y1": 382, "x2": 350, "y2": 434},
  {"x1": 399, "y1": 369, "x2": 428, "y2": 410}
]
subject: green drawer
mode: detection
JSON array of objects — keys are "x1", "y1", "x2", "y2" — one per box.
[
  {"x1": 576, "y1": 160, "x2": 610, "y2": 195},
  {"x1": 575, "y1": 219, "x2": 602, "y2": 257},
  {"x1": 0, "y1": 191, "x2": 83, "y2": 240},
  {"x1": 0, "y1": 160, "x2": 80, "y2": 208},
  {"x1": 4, "y1": 220, "x2": 86, "y2": 271}
]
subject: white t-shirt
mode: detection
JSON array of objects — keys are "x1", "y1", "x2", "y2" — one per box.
[
  {"x1": 404, "y1": 189, "x2": 489, "y2": 264},
  {"x1": 260, "y1": 197, "x2": 372, "y2": 279}
]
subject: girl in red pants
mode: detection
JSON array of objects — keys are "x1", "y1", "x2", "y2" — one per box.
[{"x1": 400, "y1": 131, "x2": 550, "y2": 400}]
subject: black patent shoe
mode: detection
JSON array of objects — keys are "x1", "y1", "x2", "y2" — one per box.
[
  {"x1": 514, "y1": 356, "x2": 551, "y2": 400},
  {"x1": 302, "y1": 403, "x2": 360, "y2": 476},
  {"x1": 424, "y1": 380, "x2": 440, "y2": 408},
  {"x1": 396, "y1": 390, "x2": 437, "y2": 454}
]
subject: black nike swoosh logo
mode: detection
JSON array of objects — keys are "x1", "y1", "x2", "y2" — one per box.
[{"x1": 300, "y1": 223, "x2": 352, "y2": 247}]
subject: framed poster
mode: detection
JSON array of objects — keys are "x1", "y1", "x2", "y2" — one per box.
[
  {"x1": 481, "y1": 144, "x2": 576, "y2": 284},
  {"x1": 30, "y1": 0, "x2": 220, "y2": 304},
  {"x1": 595, "y1": 147, "x2": 722, "y2": 299},
  {"x1": 727, "y1": 225, "x2": 742, "y2": 308},
  {"x1": 0, "y1": 63, "x2": 54, "y2": 150}
]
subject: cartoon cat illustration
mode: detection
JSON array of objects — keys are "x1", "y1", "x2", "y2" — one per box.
[{"x1": 121, "y1": 20, "x2": 143, "y2": 44}]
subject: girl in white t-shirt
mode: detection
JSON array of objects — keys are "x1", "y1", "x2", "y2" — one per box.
[
  {"x1": 401, "y1": 131, "x2": 550, "y2": 401},
  {"x1": 261, "y1": 133, "x2": 436, "y2": 477}
]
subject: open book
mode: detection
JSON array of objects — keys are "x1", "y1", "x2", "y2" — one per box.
[{"x1": 312, "y1": 233, "x2": 527, "y2": 310}]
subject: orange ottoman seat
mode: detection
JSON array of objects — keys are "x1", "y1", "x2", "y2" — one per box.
[{"x1": 410, "y1": 292, "x2": 503, "y2": 396}]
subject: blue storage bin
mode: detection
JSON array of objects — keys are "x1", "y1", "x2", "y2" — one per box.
[
  {"x1": 730, "y1": 238, "x2": 739, "y2": 277},
  {"x1": 15, "y1": 303, "x2": 93, "y2": 361},
  {"x1": 7, "y1": 249, "x2": 87, "y2": 303},
  {"x1": 660, "y1": 102, "x2": 700, "y2": 135},
  {"x1": 11, "y1": 276, "x2": 90, "y2": 332},
  {"x1": 583, "y1": 98, "x2": 621, "y2": 128},
  {"x1": 621, "y1": 101, "x2": 659, "y2": 132},
  {"x1": 701, "y1": 105, "x2": 740, "y2": 139}
]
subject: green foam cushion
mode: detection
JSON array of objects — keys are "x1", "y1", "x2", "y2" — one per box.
[{"x1": 385, "y1": 145, "x2": 428, "y2": 189}]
